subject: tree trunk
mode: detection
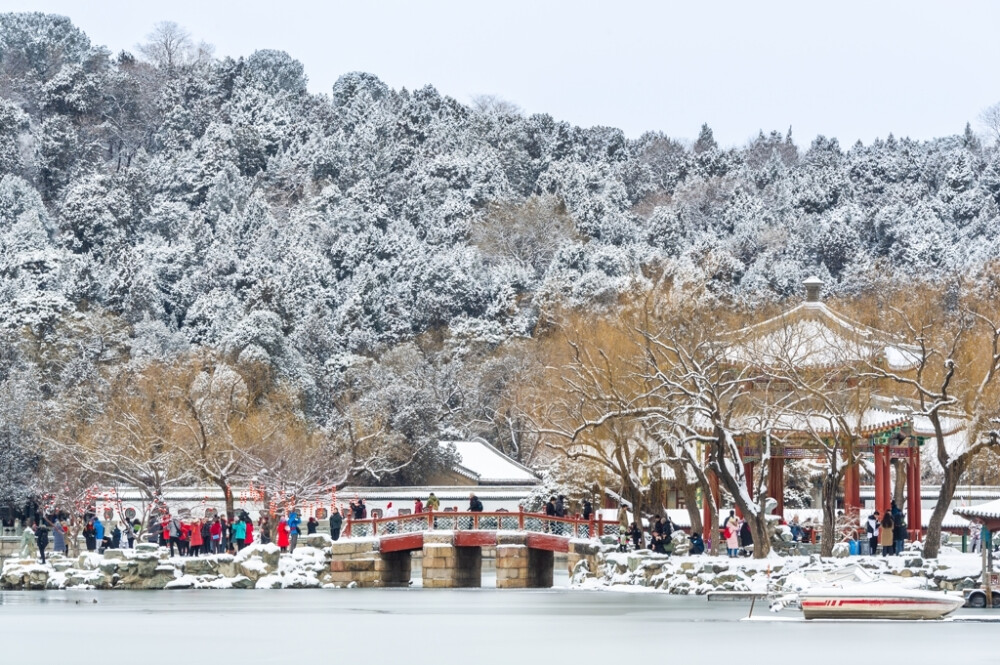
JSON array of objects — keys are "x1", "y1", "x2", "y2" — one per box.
[
  {"x1": 220, "y1": 481, "x2": 235, "y2": 520},
  {"x1": 923, "y1": 460, "x2": 967, "y2": 559},
  {"x1": 621, "y1": 473, "x2": 643, "y2": 524},
  {"x1": 892, "y1": 459, "x2": 907, "y2": 509},
  {"x1": 681, "y1": 479, "x2": 703, "y2": 534},
  {"x1": 712, "y1": 434, "x2": 770, "y2": 558},
  {"x1": 820, "y1": 472, "x2": 839, "y2": 557},
  {"x1": 67, "y1": 517, "x2": 83, "y2": 557}
]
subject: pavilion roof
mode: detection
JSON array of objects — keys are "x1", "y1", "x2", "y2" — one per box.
[
  {"x1": 728, "y1": 406, "x2": 912, "y2": 438},
  {"x1": 954, "y1": 499, "x2": 1000, "y2": 531},
  {"x1": 723, "y1": 278, "x2": 920, "y2": 371}
]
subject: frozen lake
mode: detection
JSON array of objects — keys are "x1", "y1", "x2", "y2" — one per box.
[{"x1": 1, "y1": 588, "x2": 997, "y2": 663}]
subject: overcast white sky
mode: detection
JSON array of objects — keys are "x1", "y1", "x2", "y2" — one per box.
[{"x1": 3, "y1": 0, "x2": 999, "y2": 147}]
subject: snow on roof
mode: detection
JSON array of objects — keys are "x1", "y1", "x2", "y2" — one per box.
[
  {"x1": 911, "y1": 414, "x2": 965, "y2": 439},
  {"x1": 731, "y1": 407, "x2": 911, "y2": 437},
  {"x1": 347, "y1": 487, "x2": 534, "y2": 501},
  {"x1": 724, "y1": 301, "x2": 920, "y2": 371},
  {"x1": 954, "y1": 499, "x2": 1000, "y2": 522},
  {"x1": 439, "y1": 439, "x2": 540, "y2": 485}
]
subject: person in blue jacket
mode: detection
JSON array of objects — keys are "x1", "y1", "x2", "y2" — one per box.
[
  {"x1": 689, "y1": 531, "x2": 705, "y2": 555},
  {"x1": 93, "y1": 517, "x2": 105, "y2": 552},
  {"x1": 287, "y1": 509, "x2": 301, "y2": 553}
]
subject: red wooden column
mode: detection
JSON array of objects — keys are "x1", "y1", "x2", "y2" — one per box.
[
  {"x1": 909, "y1": 445, "x2": 922, "y2": 538},
  {"x1": 873, "y1": 446, "x2": 884, "y2": 516},
  {"x1": 843, "y1": 463, "x2": 861, "y2": 516},
  {"x1": 883, "y1": 448, "x2": 893, "y2": 515},
  {"x1": 767, "y1": 456, "x2": 785, "y2": 518},
  {"x1": 904, "y1": 450, "x2": 913, "y2": 532},
  {"x1": 875, "y1": 446, "x2": 893, "y2": 516}
]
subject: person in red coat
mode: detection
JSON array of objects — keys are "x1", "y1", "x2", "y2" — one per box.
[
  {"x1": 244, "y1": 517, "x2": 254, "y2": 546},
  {"x1": 189, "y1": 518, "x2": 204, "y2": 557},
  {"x1": 276, "y1": 519, "x2": 290, "y2": 552},
  {"x1": 209, "y1": 518, "x2": 222, "y2": 554}
]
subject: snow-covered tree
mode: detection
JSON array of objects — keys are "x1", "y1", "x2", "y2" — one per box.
[{"x1": 862, "y1": 278, "x2": 1000, "y2": 559}]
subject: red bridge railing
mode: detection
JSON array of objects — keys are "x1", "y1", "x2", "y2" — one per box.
[{"x1": 343, "y1": 509, "x2": 617, "y2": 540}]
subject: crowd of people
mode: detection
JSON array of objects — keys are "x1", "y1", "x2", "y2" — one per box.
[
  {"x1": 865, "y1": 501, "x2": 911, "y2": 556},
  {"x1": 19, "y1": 495, "x2": 987, "y2": 566},
  {"x1": 615, "y1": 504, "x2": 707, "y2": 556},
  {"x1": 158, "y1": 507, "x2": 325, "y2": 556},
  {"x1": 18, "y1": 515, "x2": 143, "y2": 563}
]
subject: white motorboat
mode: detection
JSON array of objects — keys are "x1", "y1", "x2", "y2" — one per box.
[
  {"x1": 798, "y1": 583, "x2": 964, "y2": 620},
  {"x1": 769, "y1": 565, "x2": 964, "y2": 620}
]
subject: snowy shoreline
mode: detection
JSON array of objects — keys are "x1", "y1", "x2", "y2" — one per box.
[
  {"x1": 0, "y1": 531, "x2": 986, "y2": 593},
  {"x1": 1, "y1": 537, "x2": 340, "y2": 590},
  {"x1": 572, "y1": 546, "x2": 985, "y2": 595}
]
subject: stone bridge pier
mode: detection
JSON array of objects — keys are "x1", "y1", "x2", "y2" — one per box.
[
  {"x1": 496, "y1": 533, "x2": 554, "y2": 589},
  {"x1": 328, "y1": 530, "x2": 583, "y2": 589},
  {"x1": 422, "y1": 532, "x2": 483, "y2": 588}
]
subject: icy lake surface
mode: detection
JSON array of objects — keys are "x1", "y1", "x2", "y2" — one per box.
[{"x1": 1, "y1": 586, "x2": 997, "y2": 664}]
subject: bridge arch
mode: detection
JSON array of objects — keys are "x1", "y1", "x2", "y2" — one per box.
[{"x1": 329, "y1": 512, "x2": 604, "y2": 589}]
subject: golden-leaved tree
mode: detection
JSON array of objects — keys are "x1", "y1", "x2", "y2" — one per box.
[{"x1": 859, "y1": 275, "x2": 1000, "y2": 559}]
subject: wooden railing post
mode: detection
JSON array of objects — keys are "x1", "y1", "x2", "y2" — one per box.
[
  {"x1": 518, "y1": 507, "x2": 524, "y2": 530},
  {"x1": 345, "y1": 518, "x2": 351, "y2": 537},
  {"x1": 372, "y1": 518, "x2": 377, "y2": 536},
  {"x1": 597, "y1": 514, "x2": 604, "y2": 537}
]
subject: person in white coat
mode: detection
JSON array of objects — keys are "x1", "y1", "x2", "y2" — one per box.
[
  {"x1": 19, "y1": 523, "x2": 37, "y2": 558},
  {"x1": 866, "y1": 511, "x2": 880, "y2": 556}
]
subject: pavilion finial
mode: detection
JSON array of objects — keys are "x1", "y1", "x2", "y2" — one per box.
[{"x1": 803, "y1": 276, "x2": 823, "y2": 302}]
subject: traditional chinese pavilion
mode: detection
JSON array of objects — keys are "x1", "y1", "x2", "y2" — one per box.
[{"x1": 702, "y1": 277, "x2": 961, "y2": 539}]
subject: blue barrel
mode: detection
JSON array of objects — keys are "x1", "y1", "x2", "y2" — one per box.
[{"x1": 849, "y1": 539, "x2": 859, "y2": 555}]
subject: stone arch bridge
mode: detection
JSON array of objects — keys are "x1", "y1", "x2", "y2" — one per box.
[{"x1": 329, "y1": 511, "x2": 615, "y2": 588}]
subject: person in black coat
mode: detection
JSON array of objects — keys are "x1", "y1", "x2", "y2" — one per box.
[
  {"x1": 201, "y1": 520, "x2": 212, "y2": 548},
  {"x1": 739, "y1": 521, "x2": 753, "y2": 554},
  {"x1": 628, "y1": 522, "x2": 642, "y2": 550},
  {"x1": 35, "y1": 523, "x2": 49, "y2": 564},
  {"x1": 582, "y1": 500, "x2": 593, "y2": 521},
  {"x1": 329, "y1": 508, "x2": 343, "y2": 541},
  {"x1": 890, "y1": 501, "x2": 906, "y2": 555},
  {"x1": 83, "y1": 522, "x2": 97, "y2": 552}
]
